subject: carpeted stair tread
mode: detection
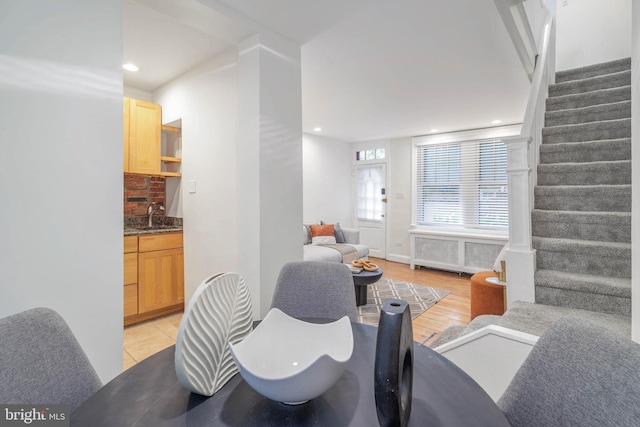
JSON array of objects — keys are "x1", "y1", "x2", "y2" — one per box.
[
  {"x1": 549, "y1": 69, "x2": 630, "y2": 97},
  {"x1": 544, "y1": 100, "x2": 630, "y2": 127},
  {"x1": 545, "y1": 86, "x2": 630, "y2": 111},
  {"x1": 535, "y1": 269, "x2": 631, "y2": 297},
  {"x1": 430, "y1": 301, "x2": 631, "y2": 347},
  {"x1": 542, "y1": 118, "x2": 631, "y2": 143},
  {"x1": 490, "y1": 301, "x2": 630, "y2": 336},
  {"x1": 533, "y1": 237, "x2": 631, "y2": 278},
  {"x1": 532, "y1": 209, "x2": 631, "y2": 243},
  {"x1": 537, "y1": 160, "x2": 630, "y2": 185},
  {"x1": 534, "y1": 185, "x2": 631, "y2": 212},
  {"x1": 535, "y1": 270, "x2": 631, "y2": 314},
  {"x1": 555, "y1": 57, "x2": 631, "y2": 83},
  {"x1": 533, "y1": 236, "x2": 631, "y2": 255},
  {"x1": 535, "y1": 286, "x2": 630, "y2": 316},
  {"x1": 539, "y1": 138, "x2": 630, "y2": 164}
]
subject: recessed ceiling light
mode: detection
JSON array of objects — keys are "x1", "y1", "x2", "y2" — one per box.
[
  {"x1": 430, "y1": 129, "x2": 439, "y2": 133},
  {"x1": 313, "y1": 127, "x2": 322, "y2": 132},
  {"x1": 491, "y1": 119, "x2": 502, "y2": 125},
  {"x1": 123, "y1": 63, "x2": 139, "y2": 72}
]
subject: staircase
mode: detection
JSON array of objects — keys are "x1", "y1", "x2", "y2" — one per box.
[{"x1": 532, "y1": 57, "x2": 632, "y2": 316}]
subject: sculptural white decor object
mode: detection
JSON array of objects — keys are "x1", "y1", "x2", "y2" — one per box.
[
  {"x1": 175, "y1": 272, "x2": 253, "y2": 396},
  {"x1": 229, "y1": 308, "x2": 353, "y2": 405}
]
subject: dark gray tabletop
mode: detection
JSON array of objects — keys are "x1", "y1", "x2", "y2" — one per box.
[
  {"x1": 352, "y1": 268, "x2": 383, "y2": 285},
  {"x1": 71, "y1": 323, "x2": 509, "y2": 427}
]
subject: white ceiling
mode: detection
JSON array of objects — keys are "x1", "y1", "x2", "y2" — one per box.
[{"x1": 123, "y1": 0, "x2": 530, "y2": 142}]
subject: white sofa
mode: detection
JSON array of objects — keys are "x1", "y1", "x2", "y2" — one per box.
[{"x1": 302, "y1": 225, "x2": 369, "y2": 263}]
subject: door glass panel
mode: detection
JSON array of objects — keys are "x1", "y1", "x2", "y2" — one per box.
[{"x1": 357, "y1": 166, "x2": 384, "y2": 221}]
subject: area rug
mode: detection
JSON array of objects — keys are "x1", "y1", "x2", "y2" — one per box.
[{"x1": 357, "y1": 278, "x2": 450, "y2": 326}]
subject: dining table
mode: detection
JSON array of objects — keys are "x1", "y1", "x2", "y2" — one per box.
[{"x1": 71, "y1": 322, "x2": 510, "y2": 426}]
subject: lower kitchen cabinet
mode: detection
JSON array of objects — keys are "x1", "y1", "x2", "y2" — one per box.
[
  {"x1": 138, "y1": 247, "x2": 184, "y2": 313},
  {"x1": 124, "y1": 283, "x2": 138, "y2": 318},
  {"x1": 124, "y1": 232, "x2": 184, "y2": 325},
  {"x1": 124, "y1": 236, "x2": 139, "y2": 318}
]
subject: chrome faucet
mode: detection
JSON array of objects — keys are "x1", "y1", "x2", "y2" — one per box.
[{"x1": 147, "y1": 202, "x2": 165, "y2": 228}]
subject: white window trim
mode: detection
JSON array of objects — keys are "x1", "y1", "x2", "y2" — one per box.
[{"x1": 411, "y1": 125, "x2": 520, "y2": 237}]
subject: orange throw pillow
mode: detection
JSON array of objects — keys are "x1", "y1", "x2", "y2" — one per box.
[{"x1": 310, "y1": 224, "x2": 336, "y2": 245}]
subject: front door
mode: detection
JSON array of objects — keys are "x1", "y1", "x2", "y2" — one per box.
[{"x1": 355, "y1": 163, "x2": 387, "y2": 258}]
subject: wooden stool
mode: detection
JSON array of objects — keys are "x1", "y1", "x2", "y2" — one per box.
[{"x1": 470, "y1": 271, "x2": 505, "y2": 320}]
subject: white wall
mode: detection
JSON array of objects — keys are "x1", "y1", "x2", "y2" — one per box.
[
  {"x1": 556, "y1": 0, "x2": 631, "y2": 71},
  {"x1": 303, "y1": 133, "x2": 352, "y2": 225},
  {"x1": 154, "y1": 49, "x2": 240, "y2": 305},
  {"x1": 124, "y1": 86, "x2": 152, "y2": 102},
  {"x1": 0, "y1": 0, "x2": 123, "y2": 382},
  {"x1": 387, "y1": 137, "x2": 412, "y2": 263},
  {"x1": 631, "y1": 0, "x2": 639, "y2": 343}
]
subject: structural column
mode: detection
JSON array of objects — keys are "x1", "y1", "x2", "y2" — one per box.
[{"x1": 237, "y1": 32, "x2": 303, "y2": 318}]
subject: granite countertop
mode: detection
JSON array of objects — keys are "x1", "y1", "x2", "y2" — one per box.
[
  {"x1": 124, "y1": 226, "x2": 183, "y2": 236},
  {"x1": 124, "y1": 216, "x2": 183, "y2": 236}
]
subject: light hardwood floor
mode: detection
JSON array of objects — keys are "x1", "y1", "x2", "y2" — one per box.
[{"x1": 123, "y1": 258, "x2": 472, "y2": 370}]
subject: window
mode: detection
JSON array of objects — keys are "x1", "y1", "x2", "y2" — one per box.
[
  {"x1": 415, "y1": 139, "x2": 507, "y2": 230},
  {"x1": 356, "y1": 148, "x2": 385, "y2": 161}
]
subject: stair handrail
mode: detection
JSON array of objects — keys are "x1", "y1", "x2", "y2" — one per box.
[
  {"x1": 493, "y1": 0, "x2": 539, "y2": 80},
  {"x1": 500, "y1": 8, "x2": 555, "y2": 304},
  {"x1": 520, "y1": 13, "x2": 555, "y2": 140}
]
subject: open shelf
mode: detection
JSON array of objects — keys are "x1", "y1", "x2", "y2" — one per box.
[
  {"x1": 161, "y1": 125, "x2": 180, "y2": 133},
  {"x1": 161, "y1": 120, "x2": 182, "y2": 177},
  {"x1": 161, "y1": 156, "x2": 182, "y2": 164},
  {"x1": 158, "y1": 171, "x2": 182, "y2": 177}
]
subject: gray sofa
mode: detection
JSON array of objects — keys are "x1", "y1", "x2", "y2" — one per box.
[{"x1": 302, "y1": 224, "x2": 369, "y2": 263}]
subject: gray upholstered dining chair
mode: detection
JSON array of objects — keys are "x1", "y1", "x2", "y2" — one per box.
[
  {"x1": 270, "y1": 261, "x2": 358, "y2": 321},
  {"x1": 0, "y1": 307, "x2": 102, "y2": 413},
  {"x1": 498, "y1": 317, "x2": 640, "y2": 426}
]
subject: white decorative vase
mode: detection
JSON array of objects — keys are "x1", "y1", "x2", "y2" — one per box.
[
  {"x1": 229, "y1": 308, "x2": 353, "y2": 404},
  {"x1": 175, "y1": 272, "x2": 253, "y2": 396}
]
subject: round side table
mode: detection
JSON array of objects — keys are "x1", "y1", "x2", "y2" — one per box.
[{"x1": 352, "y1": 268, "x2": 383, "y2": 306}]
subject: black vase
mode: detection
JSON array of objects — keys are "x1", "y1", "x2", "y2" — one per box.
[{"x1": 374, "y1": 299, "x2": 414, "y2": 427}]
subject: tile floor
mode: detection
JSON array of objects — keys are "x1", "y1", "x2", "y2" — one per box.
[{"x1": 123, "y1": 311, "x2": 183, "y2": 370}]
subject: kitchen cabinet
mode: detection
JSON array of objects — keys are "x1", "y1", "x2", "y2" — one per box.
[
  {"x1": 137, "y1": 232, "x2": 184, "y2": 315},
  {"x1": 123, "y1": 97, "x2": 161, "y2": 175},
  {"x1": 123, "y1": 97, "x2": 182, "y2": 177},
  {"x1": 124, "y1": 232, "x2": 184, "y2": 325},
  {"x1": 123, "y1": 236, "x2": 138, "y2": 318}
]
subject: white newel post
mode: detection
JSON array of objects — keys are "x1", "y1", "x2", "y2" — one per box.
[{"x1": 503, "y1": 136, "x2": 536, "y2": 305}]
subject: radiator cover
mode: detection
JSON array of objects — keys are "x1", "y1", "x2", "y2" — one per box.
[{"x1": 410, "y1": 231, "x2": 507, "y2": 274}]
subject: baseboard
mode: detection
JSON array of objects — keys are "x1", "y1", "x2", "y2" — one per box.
[{"x1": 385, "y1": 253, "x2": 410, "y2": 264}]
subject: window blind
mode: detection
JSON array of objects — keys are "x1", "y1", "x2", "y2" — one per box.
[{"x1": 415, "y1": 139, "x2": 508, "y2": 230}]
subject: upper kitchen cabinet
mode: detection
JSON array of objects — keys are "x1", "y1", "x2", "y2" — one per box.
[
  {"x1": 123, "y1": 97, "x2": 182, "y2": 177},
  {"x1": 123, "y1": 97, "x2": 161, "y2": 175}
]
